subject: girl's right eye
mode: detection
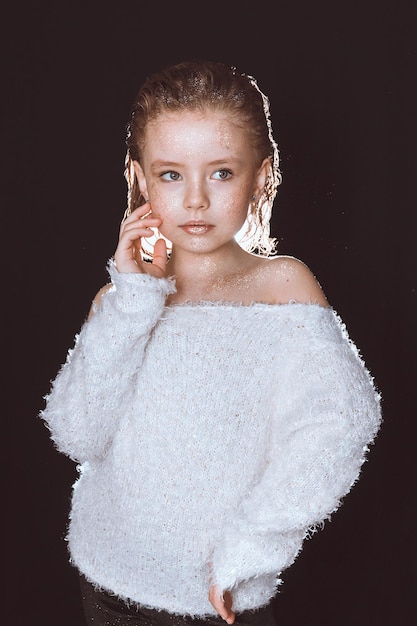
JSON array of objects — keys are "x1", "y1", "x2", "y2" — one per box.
[{"x1": 160, "y1": 171, "x2": 182, "y2": 181}]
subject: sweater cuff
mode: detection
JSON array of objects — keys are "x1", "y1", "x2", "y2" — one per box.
[
  {"x1": 211, "y1": 523, "x2": 303, "y2": 591},
  {"x1": 107, "y1": 258, "x2": 176, "y2": 313}
]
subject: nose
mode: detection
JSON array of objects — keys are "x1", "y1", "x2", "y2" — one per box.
[{"x1": 183, "y1": 179, "x2": 209, "y2": 211}]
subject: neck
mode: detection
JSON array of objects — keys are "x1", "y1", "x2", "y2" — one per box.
[{"x1": 166, "y1": 241, "x2": 250, "y2": 285}]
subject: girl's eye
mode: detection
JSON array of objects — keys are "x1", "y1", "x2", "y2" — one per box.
[
  {"x1": 161, "y1": 171, "x2": 182, "y2": 181},
  {"x1": 213, "y1": 169, "x2": 232, "y2": 180}
]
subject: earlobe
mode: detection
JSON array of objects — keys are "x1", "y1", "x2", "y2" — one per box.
[{"x1": 133, "y1": 160, "x2": 149, "y2": 199}]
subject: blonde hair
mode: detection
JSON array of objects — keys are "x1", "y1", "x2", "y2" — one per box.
[{"x1": 125, "y1": 60, "x2": 282, "y2": 257}]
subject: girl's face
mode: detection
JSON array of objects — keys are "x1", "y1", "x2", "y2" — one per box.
[{"x1": 133, "y1": 109, "x2": 269, "y2": 255}]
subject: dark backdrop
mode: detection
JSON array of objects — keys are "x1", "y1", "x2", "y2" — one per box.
[{"x1": 4, "y1": 2, "x2": 416, "y2": 625}]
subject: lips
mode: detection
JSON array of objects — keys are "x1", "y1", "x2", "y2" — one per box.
[{"x1": 179, "y1": 221, "x2": 214, "y2": 234}]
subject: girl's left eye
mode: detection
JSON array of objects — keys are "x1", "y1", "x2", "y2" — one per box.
[{"x1": 212, "y1": 169, "x2": 232, "y2": 180}]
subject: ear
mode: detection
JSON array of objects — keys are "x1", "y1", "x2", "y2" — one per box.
[
  {"x1": 133, "y1": 160, "x2": 149, "y2": 199},
  {"x1": 252, "y1": 157, "x2": 271, "y2": 198}
]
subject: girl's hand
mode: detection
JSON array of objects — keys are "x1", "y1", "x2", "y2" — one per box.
[
  {"x1": 114, "y1": 203, "x2": 167, "y2": 277},
  {"x1": 208, "y1": 585, "x2": 235, "y2": 624}
]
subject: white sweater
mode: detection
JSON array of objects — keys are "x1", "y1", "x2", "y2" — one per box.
[{"x1": 41, "y1": 261, "x2": 382, "y2": 617}]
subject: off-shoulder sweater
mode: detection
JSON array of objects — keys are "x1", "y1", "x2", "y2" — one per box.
[{"x1": 41, "y1": 261, "x2": 382, "y2": 617}]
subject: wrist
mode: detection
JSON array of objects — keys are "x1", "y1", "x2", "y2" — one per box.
[{"x1": 107, "y1": 258, "x2": 176, "y2": 313}]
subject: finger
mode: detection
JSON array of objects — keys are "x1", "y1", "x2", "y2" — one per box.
[
  {"x1": 128, "y1": 202, "x2": 153, "y2": 220},
  {"x1": 214, "y1": 599, "x2": 235, "y2": 624},
  {"x1": 118, "y1": 226, "x2": 155, "y2": 253},
  {"x1": 120, "y1": 202, "x2": 153, "y2": 232},
  {"x1": 133, "y1": 239, "x2": 142, "y2": 262},
  {"x1": 208, "y1": 587, "x2": 235, "y2": 624},
  {"x1": 220, "y1": 591, "x2": 235, "y2": 624},
  {"x1": 121, "y1": 224, "x2": 161, "y2": 246},
  {"x1": 152, "y1": 238, "x2": 167, "y2": 274},
  {"x1": 121, "y1": 217, "x2": 162, "y2": 238}
]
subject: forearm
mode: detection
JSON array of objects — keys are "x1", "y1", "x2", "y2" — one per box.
[
  {"x1": 41, "y1": 260, "x2": 176, "y2": 462},
  {"x1": 211, "y1": 326, "x2": 382, "y2": 592}
]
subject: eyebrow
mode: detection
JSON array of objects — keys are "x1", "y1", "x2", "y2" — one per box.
[{"x1": 150, "y1": 158, "x2": 244, "y2": 169}]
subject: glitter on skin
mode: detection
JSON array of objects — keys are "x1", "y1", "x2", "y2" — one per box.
[
  {"x1": 132, "y1": 109, "x2": 327, "y2": 308},
  {"x1": 133, "y1": 110, "x2": 270, "y2": 299}
]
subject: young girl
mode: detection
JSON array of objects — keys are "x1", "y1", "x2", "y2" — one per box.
[{"x1": 41, "y1": 60, "x2": 382, "y2": 625}]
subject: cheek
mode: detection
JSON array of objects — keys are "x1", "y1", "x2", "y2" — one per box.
[
  {"x1": 148, "y1": 185, "x2": 172, "y2": 218},
  {"x1": 223, "y1": 194, "x2": 250, "y2": 224},
  {"x1": 149, "y1": 196, "x2": 178, "y2": 226}
]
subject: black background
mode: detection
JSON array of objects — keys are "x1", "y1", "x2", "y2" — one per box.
[{"x1": 4, "y1": 2, "x2": 416, "y2": 624}]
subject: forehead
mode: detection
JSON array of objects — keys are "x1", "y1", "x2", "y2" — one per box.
[{"x1": 143, "y1": 109, "x2": 250, "y2": 156}]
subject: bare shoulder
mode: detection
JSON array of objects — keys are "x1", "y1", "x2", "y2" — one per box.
[
  {"x1": 256, "y1": 255, "x2": 329, "y2": 306},
  {"x1": 87, "y1": 283, "x2": 113, "y2": 319}
]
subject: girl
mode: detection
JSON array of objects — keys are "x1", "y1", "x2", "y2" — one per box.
[{"x1": 41, "y1": 60, "x2": 382, "y2": 625}]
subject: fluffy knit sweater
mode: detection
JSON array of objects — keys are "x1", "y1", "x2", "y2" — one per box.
[{"x1": 41, "y1": 261, "x2": 382, "y2": 617}]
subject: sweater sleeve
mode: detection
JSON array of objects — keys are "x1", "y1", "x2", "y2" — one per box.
[
  {"x1": 210, "y1": 306, "x2": 382, "y2": 593},
  {"x1": 40, "y1": 260, "x2": 176, "y2": 464}
]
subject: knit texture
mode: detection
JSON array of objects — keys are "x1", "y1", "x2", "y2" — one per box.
[{"x1": 41, "y1": 261, "x2": 382, "y2": 616}]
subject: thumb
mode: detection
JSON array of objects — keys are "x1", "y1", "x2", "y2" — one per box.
[{"x1": 152, "y1": 238, "x2": 168, "y2": 275}]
